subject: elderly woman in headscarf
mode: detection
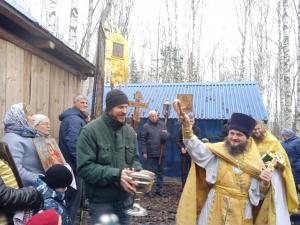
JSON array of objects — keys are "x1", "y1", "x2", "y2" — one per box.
[
  {"x1": 280, "y1": 128, "x2": 300, "y2": 190},
  {"x1": 1, "y1": 103, "x2": 44, "y2": 186}
]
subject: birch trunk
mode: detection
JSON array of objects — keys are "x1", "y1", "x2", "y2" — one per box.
[
  {"x1": 110, "y1": 0, "x2": 134, "y2": 39},
  {"x1": 68, "y1": 0, "x2": 79, "y2": 50},
  {"x1": 236, "y1": 0, "x2": 252, "y2": 80},
  {"x1": 282, "y1": 0, "x2": 292, "y2": 128},
  {"x1": 295, "y1": 0, "x2": 300, "y2": 133},
  {"x1": 276, "y1": 0, "x2": 285, "y2": 129},
  {"x1": 84, "y1": 0, "x2": 94, "y2": 59},
  {"x1": 47, "y1": 0, "x2": 57, "y2": 34}
]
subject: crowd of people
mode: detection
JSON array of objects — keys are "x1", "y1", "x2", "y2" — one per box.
[{"x1": 1, "y1": 89, "x2": 300, "y2": 225}]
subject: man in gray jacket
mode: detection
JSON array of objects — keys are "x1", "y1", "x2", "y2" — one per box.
[{"x1": 140, "y1": 110, "x2": 169, "y2": 197}]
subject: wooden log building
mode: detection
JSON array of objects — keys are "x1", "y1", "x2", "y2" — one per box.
[{"x1": 0, "y1": 0, "x2": 95, "y2": 139}]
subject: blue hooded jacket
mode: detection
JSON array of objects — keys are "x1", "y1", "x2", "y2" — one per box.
[
  {"x1": 58, "y1": 108, "x2": 86, "y2": 171},
  {"x1": 281, "y1": 135, "x2": 300, "y2": 184},
  {"x1": 34, "y1": 176, "x2": 72, "y2": 225}
]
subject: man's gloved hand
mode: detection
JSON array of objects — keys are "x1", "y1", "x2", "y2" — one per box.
[{"x1": 179, "y1": 112, "x2": 193, "y2": 139}]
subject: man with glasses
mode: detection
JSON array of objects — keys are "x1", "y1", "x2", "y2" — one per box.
[{"x1": 58, "y1": 95, "x2": 88, "y2": 224}]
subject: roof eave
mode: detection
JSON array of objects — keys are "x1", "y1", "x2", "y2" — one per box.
[{"x1": 0, "y1": 0, "x2": 95, "y2": 77}]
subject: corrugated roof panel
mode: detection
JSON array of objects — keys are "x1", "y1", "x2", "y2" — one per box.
[{"x1": 98, "y1": 81, "x2": 268, "y2": 120}]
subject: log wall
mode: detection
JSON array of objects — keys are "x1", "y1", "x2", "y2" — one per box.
[{"x1": 0, "y1": 38, "x2": 81, "y2": 140}]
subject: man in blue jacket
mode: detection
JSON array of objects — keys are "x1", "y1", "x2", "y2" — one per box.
[
  {"x1": 58, "y1": 94, "x2": 88, "y2": 224},
  {"x1": 280, "y1": 128, "x2": 300, "y2": 192}
]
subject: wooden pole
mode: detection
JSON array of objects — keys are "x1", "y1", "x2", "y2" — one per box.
[{"x1": 91, "y1": 2, "x2": 112, "y2": 119}]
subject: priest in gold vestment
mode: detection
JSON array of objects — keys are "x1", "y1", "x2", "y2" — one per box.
[
  {"x1": 252, "y1": 122, "x2": 299, "y2": 225},
  {"x1": 177, "y1": 113, "x2": 281, "y2": 225}
]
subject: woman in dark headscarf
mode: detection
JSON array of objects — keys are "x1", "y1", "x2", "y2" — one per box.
[{"x1": 1, "y1": 103, "x2": 44, "y2": 186}]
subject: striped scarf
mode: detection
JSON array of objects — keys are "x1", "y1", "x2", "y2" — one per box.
[{"x1": 0, "y1": 159, "x2": 18, "y2": 225}]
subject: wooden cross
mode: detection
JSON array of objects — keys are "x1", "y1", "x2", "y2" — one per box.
[{"x1": 129, "y1": 91, "x2": 148, "y2": 130}]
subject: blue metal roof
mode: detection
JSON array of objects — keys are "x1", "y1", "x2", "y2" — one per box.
[{"x1": 97, "y1": 81, "x2": 268, "y2": 120}]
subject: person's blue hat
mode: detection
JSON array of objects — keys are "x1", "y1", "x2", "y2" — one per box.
[
  {"x1": 228, "y1": 113, "x2": 256, "y2": 138},
  {"x1": 280, "y1": 128, "x2": 295, "y2": 139}
]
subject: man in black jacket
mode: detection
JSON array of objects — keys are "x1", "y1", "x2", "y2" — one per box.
[
  {"x1": 140, "y1": 110, "x2": 169, "y2": 197},
  {"x1": 176, "y1": 112, "x2": 201, "y2": 189}
]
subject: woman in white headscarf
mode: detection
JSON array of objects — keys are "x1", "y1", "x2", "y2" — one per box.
[{"x1": 1, "y1": 103, "x2": 44, "y2": 186}]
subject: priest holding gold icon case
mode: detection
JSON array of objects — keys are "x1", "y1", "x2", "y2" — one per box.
[
  {"x1": 77, "y1": 89, "x2": 153, "y2": 225},
  {"x1": 175, "y1": 108, "x2": 291, "y2": 225},
  {"x1": 251, "y1": 121, "x2": 299, "y2": 225}
]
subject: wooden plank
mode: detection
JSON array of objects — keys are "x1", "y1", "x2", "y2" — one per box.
[
  {"x1": 23, "y1": 50, "x2": 32, "y2": 107},
  {"x1": 0, "y1": 2, "x2": 94, "y2": 77},
  {"x1": 58, "y1": 67, "x2": 66, "y2": 111},
  {"x1": 30, "y1": 55, "x2": 51, "y2": 114},
  {"x1": 48, "y1": 64, "x2": 58, "y2": 137},
  {"x1": 63, "y1": 71, "x2": 72, "y2": 109},
  {"x1": 5, "y1": 42, "x2": 24, "y2": 108},
  {"x1": 56, "y1": 67, "x2": 66, "y2": 141},
  {"x1": 0, "y1": 27, "x2": 83, "y2": 78},
  {"x1": 49, "y1": 65, "x2": 65, "y2": 140},
  {"x1": 66, "y1": 73, "x2": 75, "y2": 108},
  {"x1": 66, "y1": 73, "x2": 74, "y2": 108},
  {"x1": 76, "y1": 76, "x2": 81, "y2": 95},
  {"x1": 37, "y1": 57, "x2": 50, "y2": 114},
  {"x1": 16, "y1": 45, "x2": 24, "y2": 106},
  {"x1": 0, "y1": 39, "x2": 6, "y2": 138},
  {"x1": 30, "y1": 55, "x2": 38, "y2": 113}
]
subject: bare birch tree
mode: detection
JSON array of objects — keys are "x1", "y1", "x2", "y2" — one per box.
[
  {"x1": 187, "y1": 0, "x2": 201, "y2": 82},
  {"x1": 47, "y1": 0, "x2": 57, "y2": 34},
  {"x1": 282, "y1": 0, "x2": 293, "y2": 128},
  {"x1": 274, "y1": 0, "x2": 285, "y2": 132},
  {"x1": 235, "y1": 0, "x2": 252, "y2": 80},
  {"x1": 109, "y1": 0, "x2": 134, "y2": 39},
  {"x1": 79, "y1": 0, "x2": 97, "y2": 58},
  {"x1": 295, "y1": 0, "x2": 300, "y2": 132},
  {"x1": 253, "y1": 0, "x2": 270, "y2": 95},
  {"x1": 83, "y1": 0, "x2": 94, "y2": 58},
  {"x1": 68, "y1": 0, "x2": 79, "y2": 50}
]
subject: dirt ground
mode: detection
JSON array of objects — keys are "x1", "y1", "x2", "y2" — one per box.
[
  {"x1": 130, "y1": 179, "x2": 181, "y2": 225},
  {"x1": 76, "y1": 179, "x2": 300, "y2": 225},
  {"x1": 76, "y1": 178, "x2": 182, "y2": 225}
]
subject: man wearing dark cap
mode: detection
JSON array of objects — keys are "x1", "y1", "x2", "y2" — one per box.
[
  {"x1": 252, "y1": 122, "x2": 299, "y2": 224},
  {"x1": 76, "y1": 89, "x2": 145, "y2": 225},
  {"x1": 175, "y1": 112, "x2": 201, "y2": 189},
  {"x1": 177, "y1": 112, "x2": 276, "y2": 225}
]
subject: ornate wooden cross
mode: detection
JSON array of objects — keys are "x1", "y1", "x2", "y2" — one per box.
[{"x1": 129, "y1": 91, "x2": 148, "y2": 131}]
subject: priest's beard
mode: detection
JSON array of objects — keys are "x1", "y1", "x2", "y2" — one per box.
[
  {"x1": 252, "y1": 132, "x2": 265, "y2": 143},
  {"x1": 225, "y1": 138, "x2": 248, "y2": 156}
]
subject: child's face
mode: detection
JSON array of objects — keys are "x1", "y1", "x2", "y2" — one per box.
[{"x1": 55, "y1": 187, "x2": 67, "y2": 192}]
